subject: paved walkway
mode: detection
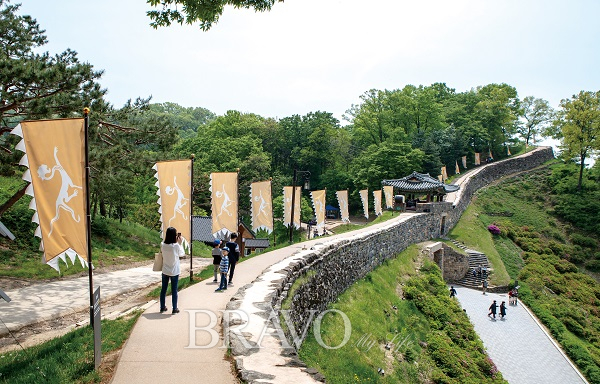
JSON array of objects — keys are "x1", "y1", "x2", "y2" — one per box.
[
  {"x1": 0, "y1": 258, "x2": 211, "y2": 336},
  {"x1": 453, "y1": 285, "x2": 588, "y2": 384}
]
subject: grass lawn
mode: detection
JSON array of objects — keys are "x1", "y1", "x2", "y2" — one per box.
[{"x1": 0, "y1": 313, "x2": 141, "y2": 383}]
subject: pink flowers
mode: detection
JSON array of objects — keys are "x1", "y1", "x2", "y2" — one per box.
[{"x1": 487, "y1": 225, "x2": 501, "y2": 235}]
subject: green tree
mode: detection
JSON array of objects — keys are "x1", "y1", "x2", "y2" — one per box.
[
  {"x1": 550, "y1": 91, "x2": 600, "y2": 191},
  {"x1": 0, "y1": 0, "x2": 105, "y2": 153},
  {"x1": 146, "y1": 0, "x2": 281, "y2": 30},
  {"x1": 519, "y1": 96, "x2": 553, "y2": 147}
]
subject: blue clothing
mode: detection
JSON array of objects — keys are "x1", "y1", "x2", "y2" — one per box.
[
  {"x1": 160, "y1": 273, "x2": 179, "y2": 310},
  {"x1": 219, "y1": 255, "x2": 229, "y2": 273},
  {"x1": 218, "y1": 272, "x2": 228, "y2": 290}
]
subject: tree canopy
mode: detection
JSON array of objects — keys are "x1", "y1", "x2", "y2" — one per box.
[{"x1": 146, "y1": 0, "x2": 282, "y2": 30}]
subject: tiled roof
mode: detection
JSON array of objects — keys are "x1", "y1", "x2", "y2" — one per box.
[
  {"x1": 382, "y1": 172, "x2": 460, "y2": 193},
  {"x1": 191, "y1": 216, "x2": 219, "y2": 242},
  {"x1": 245, "y1": 238, "x2": 270, "y2": 248}
]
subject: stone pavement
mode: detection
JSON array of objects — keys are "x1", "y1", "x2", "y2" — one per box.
[
  {"x1": 453, "y1": 285, "x2": 588, "y2": 384},
  {"x1": 0, "y1": 258, "x2": 211, "y2": 336}
]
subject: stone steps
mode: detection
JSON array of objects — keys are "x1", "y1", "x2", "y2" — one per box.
[{"x1": 451, "y1": 240, "x2": 491, "y2": 289}]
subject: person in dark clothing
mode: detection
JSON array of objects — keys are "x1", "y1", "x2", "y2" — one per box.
[
  {"x1": 488, "y1": 300, "x2": 498, "y2": 320},
  {"x1": 449, "y1": 286, "x2": 457, "y2": 298},
  {"x1": 499, "y1": 301, "x2": 507, "y2": 320},
  {"x1": 226, "y1": 233, "x2": 241, "y2": 286}
]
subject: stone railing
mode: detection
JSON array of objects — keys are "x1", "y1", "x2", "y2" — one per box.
[{"x1": 226, "y1": 147, "x2": 554, "y2": 383}]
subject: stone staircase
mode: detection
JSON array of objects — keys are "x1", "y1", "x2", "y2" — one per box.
[{"x1": 451, "y1": 240, "x2": 490, "y2": 289}]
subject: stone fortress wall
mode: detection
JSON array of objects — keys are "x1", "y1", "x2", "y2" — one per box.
[{"x1": 226, "y1": 147, "x2": 555, "y2": 383}]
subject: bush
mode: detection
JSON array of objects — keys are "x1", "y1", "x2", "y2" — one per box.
[
  {"x1": 487, "y1": 225, "x2": 501, "y2": 235},
  {"x1": 585, "y1": 260, "x2": 600, "y2": 272},
  {"x1": 571, "y1": 234, "x2": 598, "y2": 249}
]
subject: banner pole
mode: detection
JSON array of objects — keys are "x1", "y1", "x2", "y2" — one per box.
[
  {"x1": 83, "y1": 108, "x2": 95, "y2": 326},
  {"x1": 190, "y1": 155, "x2": 195, "y2": 281}
]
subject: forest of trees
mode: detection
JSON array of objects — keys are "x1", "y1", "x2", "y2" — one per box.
[{"x1": 1, "y1": 1, "x2": 599, "y2": 233}]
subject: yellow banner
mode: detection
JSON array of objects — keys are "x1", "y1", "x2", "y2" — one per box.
[
  {"x1": 311, "y1": 190, "x2": 326, "y2": 235},
  {"x1": 441, "y1": 166, "x2": 448, "y2": 181},
  {"x1": 475, "y1": 152, "x2": 481, "y2": 165},
  {"x1": 359, "y1": 189, "x2": 369, "y2": 219},
  {"x1": 251, "y1": 180, "x2": 273, "y2": 234},
  {"x1": 373, "y1": 190, "x2": 382, "y2": 216},
  {"x1": 383, "y1": 185, "x2": 394, "y2": 209},
  {"x1": 211, "y1": 172, "x2": 238, "y2": 237},
  {"x1": 14, "y1": 119, "x2": 87, "y2": 271},
  {"x1": 283, "y1": 186, "x2": 301, "y2": 229},
  {"x1": 336, "y1": 190, "x2": 350, "y2": 223},
  {"x1": 462, "y1": 156, "x2": 467, "y2": 169},
  {"x1": 455, "y1": 160, "x2": 460, "y2": 175},
  {"x1": 507, "y1": 146, "x2": 511, "y2": 156},
  {"x1": 155, "y1": 160, "x2": 192, "y2": 248}
]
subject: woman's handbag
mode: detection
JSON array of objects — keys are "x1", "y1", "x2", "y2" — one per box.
[{"x1": 152, "y1": 252, "x2": 163, "y2": 272}]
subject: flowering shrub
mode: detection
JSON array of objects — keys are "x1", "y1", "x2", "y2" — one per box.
[{"x1": 487, "y1": 224, "x2": 501, "y2": 235}]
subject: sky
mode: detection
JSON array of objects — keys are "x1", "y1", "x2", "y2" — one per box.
[{"x1": 18, "y1": 0, "x2": 600, "y2": 123}]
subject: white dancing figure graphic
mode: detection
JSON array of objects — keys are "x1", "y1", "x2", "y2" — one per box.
[
  {"x1": 216, "y1": 184, "x2": 234, "y2": 217},
  {"x1": 165, "y1": 176, "x2": 189, "y2": 227},
  {"x1": 37, "y1": 147, "x2": 82, "y2": 237},
  {"x1": 254, "y1": 190, "x2": 269, "y2": 218}
]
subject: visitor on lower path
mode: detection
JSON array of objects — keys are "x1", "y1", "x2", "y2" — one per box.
[
  {"x1": 482, "y1": 279, "x2": 488, "y2": 295},
  {"x1": 488, "y1": 300, "x2": 498, "y2": 320},
  {"x1": 449, "y1": 286, "x2": 457, "y2": 298},
  {"x1": 500, "y1": 301, "x2": 507, "y2": 320}
]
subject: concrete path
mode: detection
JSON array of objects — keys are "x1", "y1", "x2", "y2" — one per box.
[
  {"x1": 0, "y1": 258, "x2": 211, "y2": 336},
  {"x1": 453, "y1": 285, "x2": 588, "y2": 384},
  {"x1": 111, "y1": 213, "x2": 416, "y2": 384}
]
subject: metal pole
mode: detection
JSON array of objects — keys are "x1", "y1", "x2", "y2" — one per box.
[
  {"x1": 289, "y1": 169, "x2": 297, "y2": 243},
  {"x1": 83, "y1": 108, "x2": 95, "y2": 327},
  {"x1": 189, "y1": 154, "x2": 195, "y2": 281}
]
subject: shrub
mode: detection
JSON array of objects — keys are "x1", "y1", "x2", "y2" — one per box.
[
  {"x1": 571, "y1": 234, "x2": 598, "y2": 249},
  {"x1": 585, "y1": 260, "x2": 600, "y2": 272},
  {"x1": 487, "y1": 224, "x2": 501, "y2": 235}
]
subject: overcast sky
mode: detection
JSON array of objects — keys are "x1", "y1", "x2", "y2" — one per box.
[{"x1": 19, "y1": 0, "x2": 600, "y2": 122}]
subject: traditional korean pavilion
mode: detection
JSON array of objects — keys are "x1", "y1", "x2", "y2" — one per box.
[{"x1": 382, "y1": 171, "x2": 459, "y2": 206}]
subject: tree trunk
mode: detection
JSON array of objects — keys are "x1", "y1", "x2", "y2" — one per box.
[
  {"x1": 577, "y1": 154, "x2": 586, "y2": 192},
  {"x1": 0, "y1": 184, "x2": 28, "y2": 216}
]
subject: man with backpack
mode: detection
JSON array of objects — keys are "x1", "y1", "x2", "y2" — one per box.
[{"x1": 226, "y1": 233, "x2": 241, "y2": 286}]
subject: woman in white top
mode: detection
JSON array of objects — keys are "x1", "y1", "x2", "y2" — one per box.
[{"x1": 160, "y1": 227, "x2": 185, "y2": 314}]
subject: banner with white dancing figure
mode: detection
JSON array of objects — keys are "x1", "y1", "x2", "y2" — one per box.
[
  {"x1": 373, "y1": 190, "x2": 383, "y2": 216},
  {"x1": 507, "y1": 146, "x2": 511, "y2": 156},
  {"x1": 441, "y1": 166, "x2": 448, "y2": 181},
  {"x1": 462, "y1": 155, "x2": 467, "y2": 169},
  {"x1": 336, "y1": 190, "x2": 350, "y2": 223},
  {"x1": 154, "y1": 160, "x2": 192, "y2": 249},
  {"x1": 455, "y1": 160, "x2": 460, "y2": 175},
  {"x1": 383, "y1": 185, "x2": 394, "y2": 209},
  {"x1": 359, "y1": 189, "x2": 369, "y2": 220},
  {"x1": 310, "y1": 190, "x2": 326, "y2": 235},
  {"x1": 283, "y1": 186, "x2": 301, "y2": 229},
  {"x1": 210, "y1": 172, "x2": 238, "y2": 237},
  {"x1": 250, "y1": 180, "x2": 273, "y2": 234},
  {"x1": 475, "y1": 152, "x2": 481, "y2": 165},
  {"x1": 11, "y1": 119, "x2": 87, "y2": 271}
]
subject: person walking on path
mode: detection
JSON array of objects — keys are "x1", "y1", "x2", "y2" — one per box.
[
  {"x1": 499, "y1": 301, "x2": 507, "y2": 320},
  {"x1": 226, "y1": 233, "x2": 241, "y2": 286},
  {"x1": 160, "y1": 227, "x2": 184, "y2": 314},
  {"x1": 482, "y1": 279, "x2": 488, "y2": 295},
  {"x1": 211, "y1": 239, "x2": 222, "y2": 283},
  {"x1": 215, "y1": 247, "x2": 229, "y2": 292},
  {"x1": 488, "y1": 300, "x2": 498, "y2": 320},
  {"x1": 449, "y1": 286, "x2": 457, "y2": 298}
]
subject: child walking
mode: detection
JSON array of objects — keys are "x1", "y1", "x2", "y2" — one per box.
[
  {"x1": 215, "y1": 247, "x2": 229, "y2": 292},
  {"x1": 211, "y1": 239, "x2": 222, "y2": 283}
]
